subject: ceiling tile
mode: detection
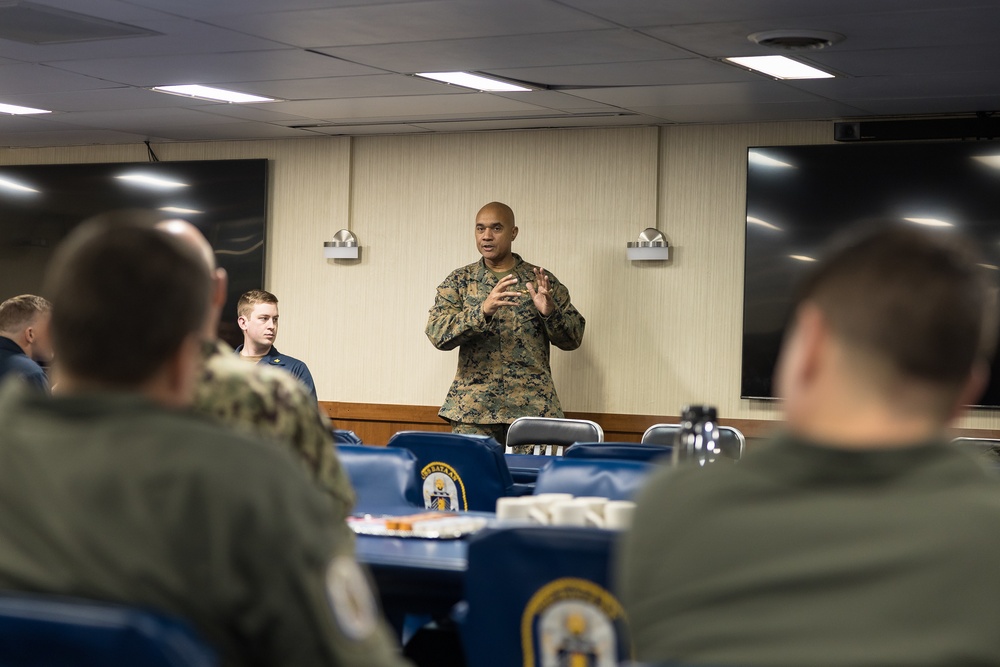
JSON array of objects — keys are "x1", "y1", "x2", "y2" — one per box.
[
  {"x1": 52, "y1": 107, "x2": 249, "y2": 133},
  {"x1": 640, "y1": 6, "x2": 1000, "y2": 59},
  {"x1": 793, "y1": 71, "x2": 1000, "y2": 100},
  {"x1": 632, "y1": 100, "x2": 869, "y2": 124},
  {"x1": 233, "y1": 74, "x2": 453, "y2": 100},
  {"x1": 264, "y1": 93, "x2": 559, "y2": 122},
  {"x1": 47, "y1": 49, "x2": 383, "y2": 87},
  {"x1": 214, "y1": 0, "x2": 611, "y2": 49},
  {"x1": 408, "y1": 114, "x2": 663, "y2": 132},
  {"x1": 304, "y1": 123, "x2": 433, "y2": 136},
  {"x1": 0, "y1": 127, "x2": 152, "y2": 147},
  {"x1": 147, "y1": 121, "x2": 319, "y2": 141},
  {"x1": 123, "y1": 0, "x2": 431, "y2": 19},
  {"x1": 0, "y1": 86, "x2": 199, "y2": 112},
  {"x1": 847, "y1": 96, "x2": 1000, "y2": 116},
  {"x1": 566, "y1": 81, "x2": 822, "y2": 107},
  {"x1": 807, "y1": 43, "x2": 1000, "y2": 78},
  {"x1": 491, "y1": 58, "x2": 755, "y2": 88},
  {"x1": 314, "y1": 29, "x2": 691, "y2": 72},
  {"x1": 553, "y1": 0, "x2": 998, "y2": 28},
  {"x1": 0, "y1": 63, "x2": 124, "y2": 95}
]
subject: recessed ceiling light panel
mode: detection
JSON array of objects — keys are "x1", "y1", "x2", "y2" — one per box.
[
  {"x1": 152, "y1": 85, "x2": 275, "y2": 104},
  {"x1": 414, "y1": 71, "x2": 533, "y2": 92},
  {"x1": 725, "y1": 55, "x2": 834, "y2": 80},
  {"x1": 0, "y1": 102, "x2": 51, "y2": 115}
]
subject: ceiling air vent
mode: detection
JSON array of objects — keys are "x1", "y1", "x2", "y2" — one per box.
[
  {"x1": 748, "y1": 30, "x2": 844, "y2": 51},
  {"x1": 0, "y1": 1, "x2": 159, "y2": 44}
]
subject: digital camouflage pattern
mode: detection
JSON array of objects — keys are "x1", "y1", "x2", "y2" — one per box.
[
  {"x1": 194, "y1": 340, "x2": 355, "y2": 518},
  {"x1": 426, "y1": 254, "x2": 585, "y2": 426}
]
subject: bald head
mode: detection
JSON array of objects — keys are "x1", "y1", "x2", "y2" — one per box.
[
  {"x1": 156, "y1": 220, "x2": 216, "y2": 271},
  {"x1": 477, "y1": 202, "x2": 514, "y2": 227},
  {"x1": 155, "y1": 219, "x2": 227, "y2": 338}
]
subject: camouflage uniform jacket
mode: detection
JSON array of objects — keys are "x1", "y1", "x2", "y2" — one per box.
[
  {"x1": 426, "y1": 254, "x2": 585, "y2": 424},
  {"x1": 194, "y1": 340, "x2": 355, "y2": 518}
]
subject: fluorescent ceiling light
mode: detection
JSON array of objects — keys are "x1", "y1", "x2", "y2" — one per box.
[
  {"x1": 904, "y1": 217, "x2": 953, "y2": 228},
  {"x1": 726, "y1": 55, "x2": 834, "y2": 80},
  {"x1": 748, "y1": 151, "x2": 793, "y2": 168},
  {"x1": 0, "y1": 102, "x2": 51, "y2": 115},
  {"x1": 0, "y1": 176, "x2": 39, "y2": 193},
  {"x1": 159, "y1": 206, "x2": 202, "y2": 215},
  {"x1": 790, "y1": 254, "x2": 816, "y2": 262},
  {"x1": 746, "y1": 216, "x2": 781, "y2": 231},
  {"x1": 152, "y1": 85, "x2": 274, "y2": 103},
  {"x1": 116, "y1": 173, "x2": 188, "y2": 189},
  {"x1": 973, "y1": 155, "x2": 1000, "y2": 169},
  {"x1": 978, "y1": 263, "x2": 999, "y2": 271},
  {"x1": 414, "y1": 71, "x2": 532, "y2": 92}
]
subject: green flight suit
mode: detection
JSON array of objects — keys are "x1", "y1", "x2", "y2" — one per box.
[
  {"x1": 426, "y1": 254, "x2": 585, "y2": 425},
  {"x1": 619, "y1": 433, "x2": 1000, "y2": 667},
  {"x1": 0, "y1": 380, "x2": 408, "y2": 667}
]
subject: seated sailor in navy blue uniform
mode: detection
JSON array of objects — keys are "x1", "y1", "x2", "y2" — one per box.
[{"x1": 235, "y1": 289, "x2": 317, "y2": 400}]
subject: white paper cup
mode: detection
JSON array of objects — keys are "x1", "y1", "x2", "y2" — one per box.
[
  {"x1": 550, "y1": 500, "x2": 588, "y2": 526},
  {"x1": 604, "y1": 500, "x2": 636, "y2": 530},
  {"x1": 495, "y1": 497, "x2": 535, "y2": 522},
  {"x1": 528, "y1": 493, "x2": 574, "y2": 524}
]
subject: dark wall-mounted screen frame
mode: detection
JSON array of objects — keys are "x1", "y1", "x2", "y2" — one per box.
[
  {"x1": 742, "y1": 140, "x2": 1000, "y2": 407},
  {"x1": 0, "y1": 159, "x2": 268, "y2": 350}
]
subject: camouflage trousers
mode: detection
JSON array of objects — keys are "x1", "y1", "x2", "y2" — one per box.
[{"x1": 451, "y1": 421, "x2": 533, "y2": 454}]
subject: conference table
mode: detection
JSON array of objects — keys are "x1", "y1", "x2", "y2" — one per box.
[{"x1": 355, "y1": 531, "x2": 470, "y2": 619}]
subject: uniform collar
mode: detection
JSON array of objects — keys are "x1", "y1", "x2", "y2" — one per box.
[
  {"x1": 0, "y1": 336, "x2": 26, "y2": 356},
  {"x1": 476, "y1": 253, "x2": 527, "y2": 284}
]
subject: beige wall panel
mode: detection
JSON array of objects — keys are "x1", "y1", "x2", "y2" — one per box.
[{"x1": 342, "y1": 127, "x2": 659, "y2": 410}]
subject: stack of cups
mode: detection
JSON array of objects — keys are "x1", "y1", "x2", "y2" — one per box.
[{"x1": 496, "y1": 494, "x2": 636, "y2": 530}]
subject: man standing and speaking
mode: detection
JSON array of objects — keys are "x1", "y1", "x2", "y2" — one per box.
[{"x1": 426, "y1": 202, "x2": 585, "y2": 450}]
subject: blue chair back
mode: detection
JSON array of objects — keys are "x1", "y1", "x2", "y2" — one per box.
[
  {"x1": 534, "y1": 458, "x2": 655, "y2": 500},
  {"x1": 331, "y1": 428, "x2": 363, "y2": 445},
  {"x1": 387, "y1": 431, "x2": 524, "y2": 512},
  {"x1": 459, "y1": 526, "x2": 631, "y2": 667},
  {"x1": 564, "y1": 441, "x2": 673, "y2": 463},
  {"x1": 336, "y1": 444, "x2": 422, "y2": 514},
  {"x1": 0, "y1": 594, "x2": 216, "y2": 667}
]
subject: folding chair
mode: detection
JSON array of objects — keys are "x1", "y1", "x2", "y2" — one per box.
[
  {"x1": 506, "y1": 416, "x2": 604, "y2": 456},
  {"x1": 641, "y1": 423, "x2": 746, "y2": 461}
]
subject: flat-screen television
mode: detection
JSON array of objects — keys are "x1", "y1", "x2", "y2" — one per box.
[
  {"x1": 0, "y1": 159, "x2": 268, "y2": 349},
  {"x1": 742, "y1": 140, "x2": 1000, "y2": 407}
]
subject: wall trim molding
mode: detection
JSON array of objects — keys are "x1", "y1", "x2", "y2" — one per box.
[{"x1": 321, "y1": 401, "x2": 1000, "y2": 446}]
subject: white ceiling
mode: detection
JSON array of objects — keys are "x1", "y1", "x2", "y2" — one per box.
[{"x1": 0, "y1": 0, "x2": 998, "y2": 146}]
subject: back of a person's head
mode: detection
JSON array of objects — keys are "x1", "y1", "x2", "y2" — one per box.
[
  {"x1": 796, "y1": 221, "x2": 997, "y2": 396},
  {"x1": 0, "y1": 295, "x2": 50, "y2": 335},
  {"x1": 43, "y1": 216, "x2": 211, "y2": 386},
  {"x1": 237, "y1": 289, "x2": 277, "y2": 319}
]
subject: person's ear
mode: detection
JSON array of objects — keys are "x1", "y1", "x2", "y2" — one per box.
[
  {"x1": 948, "y1": 361, "x2": 989, "y2": 423},
  {"x1": 237, "y1": 315, "x2": 248, "y2": 331},
  {"x1": 213, "y1": 268, "x2": 228, "y2": 310},
  {"x1": 775, "y1": 302, "x2": 827, "y2": 400},
  {"x1": 511, "y1": 225, "x2": 518, "y2": 241}
]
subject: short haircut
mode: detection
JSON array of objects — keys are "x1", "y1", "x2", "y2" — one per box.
[
  {"x1": 477, "y1": 202, "x2": 515, "y2": 226},
  {"x1": 795, "y1": 221, "x2": 997, "y2": 391},
  {"x1": 43, "y1": 217, "x2": 211, "y2": 386},
  {"x1": 0, "y1": 295, "x2": 50, "y2": 334},
  {"x1": 238, "y1": 289, "x2": 278, "y2": 319}
]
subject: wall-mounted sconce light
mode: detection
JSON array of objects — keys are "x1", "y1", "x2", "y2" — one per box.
[
  {"x1": 324, "y1": 229, "x2": 359, "y2": 259},
  {"x1": 627, "y1": 228, "x2": 670, "y2": 261}
]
